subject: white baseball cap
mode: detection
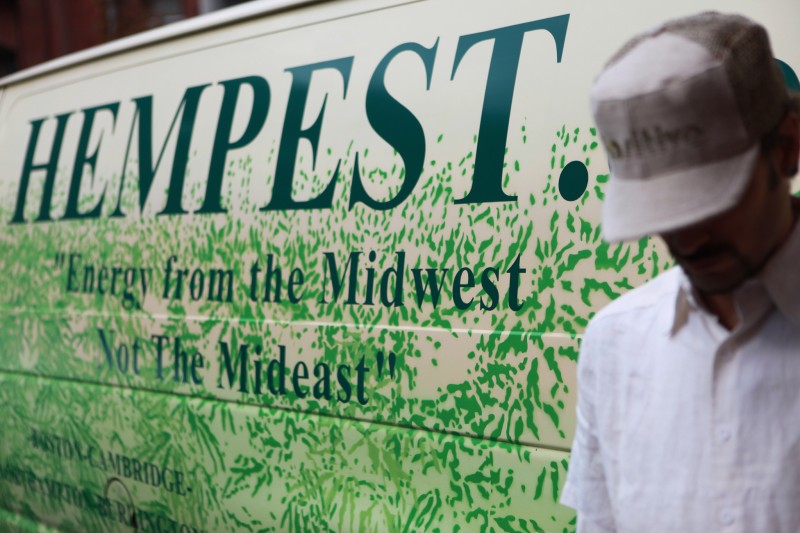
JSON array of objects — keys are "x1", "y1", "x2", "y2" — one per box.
[{"x1": 591, "y1": 12, "x2": 792, "y2": 242}]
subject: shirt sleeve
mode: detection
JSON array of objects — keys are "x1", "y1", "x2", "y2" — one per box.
[{"x1": 560, "y1": 323, "x2": 617, "y2": 532}]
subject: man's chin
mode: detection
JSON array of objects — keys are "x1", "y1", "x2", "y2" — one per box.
[
  {"x1": 682, "y1": 269, "x2": 749, "y2": 296},
  {"x1": 674, "y1": 252, "x2": 756, "y2": 296}
]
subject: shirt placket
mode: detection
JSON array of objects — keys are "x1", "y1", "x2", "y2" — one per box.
[
  {"x1": 707, "y1": 286, "x2": 770, "y2": 533},
  {"x1": 711, "y1": 331, "x2": 740, "y2": 532}
]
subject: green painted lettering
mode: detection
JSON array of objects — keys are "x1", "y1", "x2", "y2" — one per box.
[
  {"x1": 351, "y1": 40, "x2": 438, "y2": 210},
  {"x1": 219, "y1": 341, "x2": 249, "y2": 393},
  {"x1": 62, "y1": 102, "x2": 120, "y2": 220},
  {"x1": 112, "y1": 84, "x2": 210, "y2": 217},
  {"x1": 10, "y1": 113, "x2": 73, "y2": 223},
  {"x1": 451, "y1": 15, "x2": 569, "y2": 204},
  {"x1": 262, "y1": 57, "x2": 353, "y2": 211},
  {"x1": 198, "y1": 76, "x2": 270, "y2": 214}
]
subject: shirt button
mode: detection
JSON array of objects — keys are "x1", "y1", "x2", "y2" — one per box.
[
  {"x1": 719, "y1": 509, "x2": 735, "y2": 526},
  {"x1": 716, "y1": 426, "x2": 732, "y2": 443}
]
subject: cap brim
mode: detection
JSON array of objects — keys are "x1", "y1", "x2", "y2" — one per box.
[{"x1": 601, "y1": 144, "x2": 760, "y2": 242}]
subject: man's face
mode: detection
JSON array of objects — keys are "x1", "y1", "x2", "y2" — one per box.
[{"x1": 659, "y1": 154, "x2": 793, "y2": 295}]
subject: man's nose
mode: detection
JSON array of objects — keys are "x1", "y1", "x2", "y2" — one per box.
[{"x1": 662, "y1": 224, "x2": 712, "y2": 256}]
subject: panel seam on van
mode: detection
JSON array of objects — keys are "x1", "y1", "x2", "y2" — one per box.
[
  {"x1": 0, "y1": 309, "x2": 582, "y2": 338},
  {"x1": 0, "y1": 368, "x2": 573, "y2": 453}
]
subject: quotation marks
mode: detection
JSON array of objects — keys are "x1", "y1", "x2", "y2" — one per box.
[
  {"x1": 54, "y1": 252, "x2": 67, "y2": 269},
  {"x1": 374, "y1": 351, "x2": 397, "y2": 379},
  {"x1": 558, "y1": 161, "x2": 589, "y2": 201}
]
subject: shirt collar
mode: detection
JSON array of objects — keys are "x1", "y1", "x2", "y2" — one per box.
[
  {"x1": 669, "y1": 197, "x2": 800, "y2": 334},
  {"x1": 670, "y1": 271, "x2": 696, "y2": 335},
  {"x1": 758, "y1": 197, "x2": 800, "y2": 328}
]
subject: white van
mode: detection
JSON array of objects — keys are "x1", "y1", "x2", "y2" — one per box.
[{"x1": 0, "y1": 1, "x2": 797, "y2": 531}]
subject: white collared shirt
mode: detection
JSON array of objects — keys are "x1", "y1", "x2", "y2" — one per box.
[{"x1": 560, "y1": 220, "x2": 800, "y2": 532}]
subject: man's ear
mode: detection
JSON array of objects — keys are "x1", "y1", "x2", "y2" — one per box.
[{"x1": 776, "y1": 109, "x2": 800, "y2": 177}]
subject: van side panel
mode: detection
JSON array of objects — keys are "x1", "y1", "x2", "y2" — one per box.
[
  {"x1": 0, "y1": 372, "x2": 574, "y2": 531},
  {"x1": 0, "y1": 0, "x2": 797, "y2": 531},
  {"x1": 0, "y1": 1, "x2": 598, "y2": 439}
]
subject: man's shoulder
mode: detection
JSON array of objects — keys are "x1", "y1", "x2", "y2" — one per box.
[
  {"x1": 586, "y1": 266, "x2": 681, "y2": 334},
  {"x1": 577, "y1": 267, "x2": 682, "y2": 374}
]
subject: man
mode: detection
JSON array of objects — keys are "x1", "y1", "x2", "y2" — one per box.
[{"x1": 560, "y1": 12, "x2": 800, "y2": 532}]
